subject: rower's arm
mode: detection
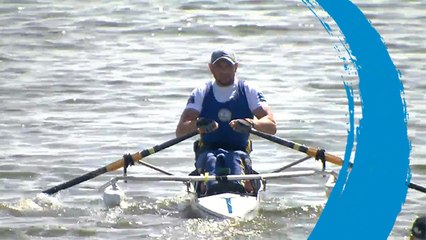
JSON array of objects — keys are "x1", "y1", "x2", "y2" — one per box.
[
  {"x1": 176, "y1": 108, "x2": 200, "y2": 137},
  {"x1": 252, "y1": 104, "x2": 276, "y2": 135}
]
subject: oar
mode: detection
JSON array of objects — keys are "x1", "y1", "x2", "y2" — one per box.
[
  {"x1": 409, "y1": 182, "x2": 426, "y2": 193},
  {"x1": 249, "y1": 128, "x2": 344, "y2": 166},
  {"x1": 42, "y1": 131, "x2": 198, "y2": 195},
  {"x1": 250, "y1": 129, "x2": 426, "y2": 194}
]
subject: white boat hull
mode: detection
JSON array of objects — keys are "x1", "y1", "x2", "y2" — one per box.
[
  {"x1": 99, "y1": 170, "x2": 335, "y2": 217},
  {"x1": 189, "y1": 192, "x2": 260, "y2": 220}
]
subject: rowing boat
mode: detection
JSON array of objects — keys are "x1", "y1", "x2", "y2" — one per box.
[
  {"x1": 99, "y1": 169, "x2": 337, "y2": 219},
  {"x1": 41, "y1": 129, "x2": 425, "y2": 220}
]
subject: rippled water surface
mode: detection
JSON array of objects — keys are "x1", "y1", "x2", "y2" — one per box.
[{"x1": 1, "y1": 0, "x2": 425, "y2": 239}]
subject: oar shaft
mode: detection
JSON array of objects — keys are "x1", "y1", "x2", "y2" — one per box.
[
  {"x1": 409, "y1": 182, "x2": 426, "y2": 193},
  {"x1": 250, "y1": 129, "x2": 344, "y2": 166},
  {"x1": 137, "y1": 131, "x2": 198, "y2": 163},
  {"x1": 42, "y1": 166, "x2": 107, "y2": 195},
  {"x1": 42, "y1": 131, "x2": 198, "y2": 195}
]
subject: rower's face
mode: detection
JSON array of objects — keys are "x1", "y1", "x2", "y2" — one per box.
[{"x1": 209, "y1": 60, "x2": 238, "y2": 86}]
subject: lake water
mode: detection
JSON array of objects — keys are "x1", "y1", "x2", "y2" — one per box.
[{"x1": 0, "y1": 0, "x2": 425, "y2": 239}]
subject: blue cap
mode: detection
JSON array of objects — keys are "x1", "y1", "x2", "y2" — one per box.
[{"x1": 210, "y1": 50, "x2": 237, "y2": 65}]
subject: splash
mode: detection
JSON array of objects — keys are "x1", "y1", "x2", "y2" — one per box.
[
  {"x1": 0, "y1": 193, "x2": 63, "y2": 217},
  {"x1": 302, "y1": 0, "x2": 411, "y2": 239}
]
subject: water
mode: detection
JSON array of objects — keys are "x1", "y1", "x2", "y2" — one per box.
[{"x1": 0, "y1": 0, "x2": 425, "y2": 239}]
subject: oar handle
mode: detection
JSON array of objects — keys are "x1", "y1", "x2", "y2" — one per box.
[
  {"x1": 249, "y1": 128, "x2": 344, "y2": 166},
  {"x1": 42, "y1": 131, "x2": 198, "y2": 195}
]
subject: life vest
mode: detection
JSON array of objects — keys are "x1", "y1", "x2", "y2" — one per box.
[{"x1": 198, "y1": 80, "x2": 254, "y2": 152}]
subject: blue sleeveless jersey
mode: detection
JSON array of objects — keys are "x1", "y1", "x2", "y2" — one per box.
[{"x1": 199, "y1": 80, "x2": 253, "y2": 150}]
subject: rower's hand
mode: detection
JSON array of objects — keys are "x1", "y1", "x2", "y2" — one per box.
[
  {"x1": 230, "y1": 118, "x2": 254, "y2": 133},
  {"x1": 196, "y1": 118, "x2": 218, "y2": 134}
]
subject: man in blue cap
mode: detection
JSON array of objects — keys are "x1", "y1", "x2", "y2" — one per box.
[{"x1": 176, "y1": 49, "x2": 276, "y2": 194}]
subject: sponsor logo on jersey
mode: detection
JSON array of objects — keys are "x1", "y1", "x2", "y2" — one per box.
[
  {"x1": 218, "y1": 108, "x2": 232, "y2": 122},
  {"x1": 257, "y1": 92, "x2": 266, "y2": 102}
]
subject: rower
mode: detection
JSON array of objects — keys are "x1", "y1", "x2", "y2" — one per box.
[{"x1": 176, "y1": 49, "x2": 276, "y2": 194}]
